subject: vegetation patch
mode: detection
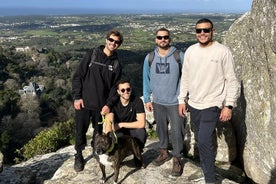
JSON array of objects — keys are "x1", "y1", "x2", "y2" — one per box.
[{"x1": 15, "y1": 119, "x2": 75, "y2": 163}]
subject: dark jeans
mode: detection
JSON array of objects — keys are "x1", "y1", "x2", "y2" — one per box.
[
  {"x1": 189, "y1": 105, "x2": 220, "y2": 183},
  {"x1": 117, "y1": 128, "x2": 147, "y2": 151},
  {"x1": 74, "y1": 108, "x2": 103, "y2": 153}
]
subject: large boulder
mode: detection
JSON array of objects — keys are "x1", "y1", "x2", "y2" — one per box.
[{"x1": 224, "y1": 0, "x2": 276, "y2": 183}]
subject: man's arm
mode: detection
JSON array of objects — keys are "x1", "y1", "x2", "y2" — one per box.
[
  {"x1": 104, "y1": 113, "x2": 114, "y2": 133},
  {"x1": 116, "y1": 113, "x2": 146, "y2": 130},
  {"x1": 220, "y1": 49, "x2": 240, "y2": 122},
  {"x1": 143, "y1": 55, "x2": 151, "y2": 104},
  {"x1": 223, "y1": 49, "x2": 240, "y2": 107},
  {"x1": 72, "y1": 49, "x2": 93, "y2": 100},
  {"x1": 178, "y1": 51, "x2": 189, "y2": 117}
]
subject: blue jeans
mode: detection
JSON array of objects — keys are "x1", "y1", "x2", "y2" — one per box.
[
  {"x1": 153, "y1": 103, "x2": 185, "y2": 157},
  {"x1": 189, "y1": 105, "x2": 220, "y2": 183}
]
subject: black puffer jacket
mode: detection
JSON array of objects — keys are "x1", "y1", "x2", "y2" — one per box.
[{"x1": 72, "y1": 45, "x2": 122, "y2": 111}]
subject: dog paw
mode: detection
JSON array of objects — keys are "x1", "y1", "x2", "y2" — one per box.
[
  {"x1": 141, "y1": 163, "x2": 146, "y2": 169},
  {"x1": 100, "y1": 179, "x2": 106, "y2": 183}
]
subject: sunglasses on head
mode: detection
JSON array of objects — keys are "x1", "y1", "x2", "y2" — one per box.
[
  {"x1": 195, "y1": 28, "x2": 212, "y2": 34},
  {"x1": 107, "y1": 37, "x2": 121, "y2": 45},
  {"x1": 156, "y1": 35, "x2": 170, "y2": 40},
  {"x1": 120, "y1": 88, "x2": 131, "y2": 93}
]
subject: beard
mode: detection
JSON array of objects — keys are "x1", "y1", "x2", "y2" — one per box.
[{"x1": 158, "y1": 43, "x2": 170, "y2": 49}]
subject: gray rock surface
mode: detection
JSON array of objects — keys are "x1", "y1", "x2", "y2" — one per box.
[
  {"x1": 0, "y1": 138, "x2": 243, "y2": 184},
  {"x1": 224, "y1": 0, "x2": 276, "y2": 183}
]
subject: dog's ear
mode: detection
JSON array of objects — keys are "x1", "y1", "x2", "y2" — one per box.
[
  {"x1": 106, "y1": 132, "x2": 112, "y2": 138},
  {"x1": 106, "y1": 132, "x2": 116, "y2": 142}
]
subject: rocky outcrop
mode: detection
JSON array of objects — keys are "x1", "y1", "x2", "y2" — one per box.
[
  {"x1": 224, "y1": 0, "x2": 276, "y2": 183},
  {"x1": 0, "y1": 138, "x2": 244, "y2": 184},
  {"x1": 0, "y1": 122, "x2": 244, "y2": 184}
]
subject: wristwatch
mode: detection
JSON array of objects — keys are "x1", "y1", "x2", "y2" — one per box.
[{"x1": 226, "y1": 105, "x2": 233, "y2": 110}]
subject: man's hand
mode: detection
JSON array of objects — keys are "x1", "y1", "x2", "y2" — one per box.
[
  {"x1": 74, "y1": 99, "x2": 84, "y2": 110},
  {"x1": 178, "y1": 103, "x2": 187, "y2": 117},
  {"x1": 101, "y1": 105, "x2": 110, "y2": 115},
  {"x1": 219, "y1": 107, "x2": 232, "y2": 122}
]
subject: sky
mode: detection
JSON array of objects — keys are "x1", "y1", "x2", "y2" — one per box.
[{"x1": 1, "y1": 0, "x2": 254, "y2": 14}]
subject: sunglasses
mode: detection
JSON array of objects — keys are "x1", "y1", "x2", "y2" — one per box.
[
  {"x1": 195, "y1": 28, "x2": 212, "y2": 34},
  {"x1": 120, "y1": 88, "x2": 131, "y2": 93},
  {"x1": 107, "y1": 37, "x2": 121, "y2": 45},
  {"x1": 156, "y1": 36, "x2": 170, "y2": 40}
]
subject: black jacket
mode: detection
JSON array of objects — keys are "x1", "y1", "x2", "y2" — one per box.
[{"x1": 72, "y1": 45, "x2": 122, "y2": 111}]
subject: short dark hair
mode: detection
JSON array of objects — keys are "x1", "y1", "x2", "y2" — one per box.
[
  {"x1": 196, "y1": 18, "x2": 213, "y2": 29},
  {"x1": 156, "y1": 27, "x2": 170, "y2": 36},
  {"x1": 106, "y1": 29, "x2": 124, "y2": 44},
  {"x1": 116, "y1": 78, "x2": 131, "y2": 89}
]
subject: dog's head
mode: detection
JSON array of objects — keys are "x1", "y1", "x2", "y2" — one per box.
[{"x1": 94, "y1": 132, "x2": 116, "y2": 155}]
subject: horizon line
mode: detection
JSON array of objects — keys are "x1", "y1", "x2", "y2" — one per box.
[{"x1": 0, "y1": 7, "x2": 248, "y2": 17}]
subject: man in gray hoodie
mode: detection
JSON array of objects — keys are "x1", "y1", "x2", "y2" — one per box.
[{"x1": 143, "y1": 27, "x2": 185, "y2": 177}]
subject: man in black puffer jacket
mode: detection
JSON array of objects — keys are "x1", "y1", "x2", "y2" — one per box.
[{"x1": 72, "y1": 29, "x2": 123, "y2": 172}]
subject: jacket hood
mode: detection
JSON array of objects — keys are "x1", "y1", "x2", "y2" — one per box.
[{"x1": 154, "y1": 46, "x2": 177, "y2": 59}]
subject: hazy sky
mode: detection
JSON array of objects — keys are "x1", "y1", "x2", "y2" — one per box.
[{"x1": 2, "y1": 0, "x2": 253, "y2": 13}]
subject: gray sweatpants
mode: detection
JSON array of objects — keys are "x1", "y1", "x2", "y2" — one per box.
[{"x1": 153, "y1": 103, "x2": 185, "y2": 157}]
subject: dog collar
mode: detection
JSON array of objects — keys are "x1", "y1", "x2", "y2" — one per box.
[
  {"x1": 99, "y1": 114, "x2": 118, "y2": 153},
  {"x1": 106, "y1": 141, "x2": 115, "y2": 153}
]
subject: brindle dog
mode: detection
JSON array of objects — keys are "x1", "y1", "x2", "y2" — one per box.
[{"x1": 94, "y1": 132, "x2": 144, "y2": 184}]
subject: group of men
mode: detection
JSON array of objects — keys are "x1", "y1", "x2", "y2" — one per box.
[{"x1": 71, "y1": 18, "x2": 240, "y2": 184}]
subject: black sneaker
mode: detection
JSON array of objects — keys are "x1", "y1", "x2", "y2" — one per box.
[{"x1": 74, "y1": 153, "x2": 84, "y2": 172}]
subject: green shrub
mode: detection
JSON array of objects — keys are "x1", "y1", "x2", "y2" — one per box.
[
  {"x1": 15, "y1": 119, "x2": 75, "y2": 162},
  {"x1": 147, "y1": 129, "x2": 158, "y2": 139}
]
